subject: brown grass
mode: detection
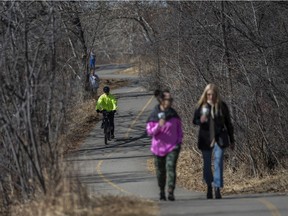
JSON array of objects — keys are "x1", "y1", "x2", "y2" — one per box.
[
  {"x1": 61, "y1": 98, "x2": 99, "y2": 153},
  {"x1": 147, "y1": 147, "x2": 288, "y2": 195},
  {"x1": 91, "y1": 195, "x2": 157, "y2": 216},
  {"x1": 11, "y1": 173, "x2": 158, "y2": 216}
]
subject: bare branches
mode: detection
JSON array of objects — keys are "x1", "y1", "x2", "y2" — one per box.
[
  {"x1": 0, "y1": 1, "x2": 86, "y2": 207},
  {"x1": 124, "y1": 1, "x2": 288, "y2": 174}
]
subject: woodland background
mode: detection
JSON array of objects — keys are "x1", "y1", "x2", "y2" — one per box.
[{"x1": 1, "y1": 1, "x2": 288, "y2": 214}]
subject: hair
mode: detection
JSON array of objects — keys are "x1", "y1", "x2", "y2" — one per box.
[
  {"x1": 154, "y1": 89, "x2": 170, "y2": 103},
  {"x1": 103, "y1": 86, "x2": 110, "y2": 93},
  {"x1": 197, "y1": 84, "x2": 222, "y2": 114}
]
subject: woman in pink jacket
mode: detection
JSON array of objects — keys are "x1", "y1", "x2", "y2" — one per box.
[{"x1": 146, "y1": 89, "x2": 183, "y2": 201}]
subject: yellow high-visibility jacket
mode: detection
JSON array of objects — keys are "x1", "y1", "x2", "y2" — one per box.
[{"x1": 95, "y1": 93, "x2": 117, "y2": 112}]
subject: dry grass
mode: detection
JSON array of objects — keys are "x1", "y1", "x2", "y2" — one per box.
[
  {"x1": 223, "y1": 166, "x2": 288, "y2": 194},
  {"x1": 61, "y1": 98, "x2": 99, "y2": 153},
  {"x1": 147, "y1": 147, "x2": 288, "y2": 195},
  {"x1": 91, "y1": 195, "x2": 157, "y2": 216},
  {"x1": 11, "y1": 174, "x2": 158, "y2": 216}
]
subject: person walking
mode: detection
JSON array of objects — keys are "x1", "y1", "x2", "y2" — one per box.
[
  {"x1": 89, "y1": 51, "x2": 96, "y2": 73},
  {"x1": 146, "y1": 90, "x2": 183, "y2": 201},
  {"x1": 193, "y1": 84, "x2": 235, "y2": 199},
  {"x1": 96, "y1": 86, "x2": 117, "y2": 139},
  {"x1": 89, "y1": 72, "x2": 100, "y2": 93}
]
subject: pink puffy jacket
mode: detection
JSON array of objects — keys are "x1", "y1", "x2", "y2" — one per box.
[{"x1": 146, "y1": 117, "x2": 183, "y2": 156}]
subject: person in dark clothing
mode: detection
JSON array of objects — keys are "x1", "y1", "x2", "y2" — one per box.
[{"x1": 193, "y1": 84, "x2": 235, "y2": 199}]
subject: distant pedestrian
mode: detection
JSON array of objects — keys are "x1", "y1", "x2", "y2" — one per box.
[
  {"x1": 89, "y1": 72, "x2": 99, "y2": 92},
  {"x1": 89, "y1": 51, "x2": 96, "y2": 72},
  {"x1": 193, "y1": 84, "x2": 235, "y2": 199},
  {"x1": 146, "y1": 89, "x2": 183, "y2": 201}
]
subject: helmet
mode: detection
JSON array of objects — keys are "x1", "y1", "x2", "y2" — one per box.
[{"x1": 103, "y1": 86, "x2": 110, "y2": 93}]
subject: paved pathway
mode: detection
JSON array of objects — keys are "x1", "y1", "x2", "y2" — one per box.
[{"x1": 68, "y1": 65, "x2": 288, "y2": 216}]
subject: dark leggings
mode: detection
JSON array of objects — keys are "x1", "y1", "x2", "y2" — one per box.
[{"x1": 108, "y1": 112, "x2": 114, "y2": 135}]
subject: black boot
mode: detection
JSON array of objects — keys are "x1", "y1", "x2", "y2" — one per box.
[
  {"x1": 168, "y1": 188, "x2": 175, "y2": 201},
  {"x1": 207, "y1": 185, "x2": 213, "y2": 199},
  {"x1": 160, "y1": 189, "x2": 166, "y2": 201},
  {"x1": 215, "y1": 187, "x2": 222, "y2": 199}
]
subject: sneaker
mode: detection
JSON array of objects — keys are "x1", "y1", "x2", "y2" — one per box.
[{"x1": 111, "y1": 135, "x2": 115, "y2": 139}]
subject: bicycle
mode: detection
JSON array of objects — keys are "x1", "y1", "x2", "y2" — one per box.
[{"x1": 101, "y1": 110, "x2": 112, "y2": 145}]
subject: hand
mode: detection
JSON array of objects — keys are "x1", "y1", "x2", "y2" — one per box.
[
  {"x1": 200, "y1": 115, "x2": 208, "y2": 123},
  {"x1": 159, "y1": 119, "x2": 165, "y2": 127},
  {"x1": 96, "y1": 109, "x2": 100, "y2": 113},
  {"x1": 230, "y1": 142, "x2": 235, "y2": 151}
]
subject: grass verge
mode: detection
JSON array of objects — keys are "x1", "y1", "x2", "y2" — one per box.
[
  {"x1": 11, "y1": 175, "x2": 158, "y2": 216},
  {"x1": 147, "y1": 147, "x2": 288, "y2": 195}
]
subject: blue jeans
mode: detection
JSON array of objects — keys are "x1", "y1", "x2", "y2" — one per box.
[{"x1": 201, "y1": 143, "x2": 224, "y2": 188}]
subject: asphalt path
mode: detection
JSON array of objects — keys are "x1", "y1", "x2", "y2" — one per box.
[{"x1": 68, "y1": 64, "x2": 288, "y2": 216}]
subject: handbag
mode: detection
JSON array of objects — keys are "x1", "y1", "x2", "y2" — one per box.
[{"x1": 218, "y1": 127, "x2": 230, "y2": 148}]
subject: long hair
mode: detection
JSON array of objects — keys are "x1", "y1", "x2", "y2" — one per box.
[{"x1": 197, "y1": 84, "x2": 222, "y2": 115}]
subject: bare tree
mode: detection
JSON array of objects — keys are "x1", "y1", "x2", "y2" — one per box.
[{"x1": 0, "y1": 1, "x2": 89, "y2": 209}]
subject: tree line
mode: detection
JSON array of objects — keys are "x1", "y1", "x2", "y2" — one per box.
[
  {"x1": 116, "y1": 1, "x2": 288, "y2": 176},
  {"x1": 1, "y1": 0, "x2": 288, "y2": 213}
]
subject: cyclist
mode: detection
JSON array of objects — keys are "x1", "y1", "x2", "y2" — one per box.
[{"x1": 96, "y1": 86, "x2": 117, "y2": 139}]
